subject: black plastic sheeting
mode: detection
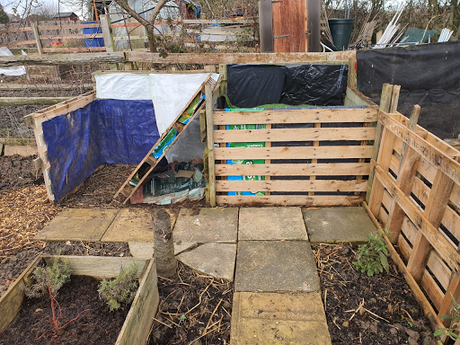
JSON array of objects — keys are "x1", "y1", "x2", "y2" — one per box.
[
  {"x1": 227, "y1": 65, "x2": 286, "y2": 108},
  {"x1": 226, "y1": 64, "x2": 349, "y2": 108},
  {"x1": 357, "y1": 42, "x2": 460, "y2": 139},
  {"x1": 280, "y1": 64, "x2": 348, "y2": 106},
  {"x1": 42, "y1": 99, "x2": 159, "y2": 201}
]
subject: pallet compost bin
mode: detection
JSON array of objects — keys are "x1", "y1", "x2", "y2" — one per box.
[{"x1": 0, "y1": 255, "x2": 159, "y2": 345}]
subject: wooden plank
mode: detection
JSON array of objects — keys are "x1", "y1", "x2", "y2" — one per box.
[
  {"x1": 441, "y1": 207, "x2": 460, "y2": 245},
  {"x1": 216, "y1": 179, "x2": 367, "y2": 192},
  {"x1": 214, "y1": 162, "x2": 370, "y2": 176},
  {"x1": 374, "y1": 165, "x2": 460, "y2": 273},
  {"x1": 380, "y1": 112, "x2": 460, "y2": 184},
  {"x1": 0, "y1": 52, "x2": 125, "y2": 66},
  {"x1": 401, "y1": 214, "x2": 420, "y2": 246},
  {"x1": 0, "y1": 97, "x2": 71, "y2": 106},
  {"x1": 438, "y1": 274, "x2": 460, "y2": 326},
  {"x1": 426, "y1": 250, "x2": 451, "y2": 290},
  {"x1": 31, "y1": 22, "x2": 43, "y2": 55},
  {"x1": 0, "y1": 256, "x2": 41, "y2": 332},
  {"x1": 369, "y1": 127, "x2": 398, "y2": 216},
  {"x1": 214, "y1": 145, "x2": 373, "y2": 160},
  {"x1": 213, "y1": 127, "x2": 376, "y2": 143},
  {"x1": 213, "y1": 108, "x2": 378, "y2": 125},
  {"x1": 272, "y1": 0, "x2": 306, "y2": 52},
  {"x1": 0, "y1": 83, "x2": 93, "y2": 91},
  {"x1": 38, "y1": 34, "x2": 104, "y2": 40},
  {"x1": 420, "y1": 269, "x2": 444, "y2": 311},
  {"x1": 386, "y1": 146, "x2": 422, "y2": 243},
  {"x1": 126, "y1": 51, "x2": 355, "y2": 65},
  {"x1": 100, "y1": 15, "x2": 115, "y2": 53},
  {"x1": 216, "y1": 195, "x2": 364, "y2": 206},
  {"x1": 116, "y1": 258, "x2": 159, "y2": 345},
  {"x1": 205, "y1": 83, "x2": 216, "y2": 207},
  {"x1": 411, "y1": 176, "x2": 430, "y2": 207},
  {"x1": 389, "y1": 85, "x2": 401, "y2": 113},
  {"x1": 362, "y1": 202, "x2": 447, "y2": 335},
  {"x1": 42, "y1": 47, "x2": 107, "y2": 53},
  {"x1": 398, "y1": 233, "x2": 412, "y2": 260},
  {"x1": 366, "y1": 83, "x2": 394, "y2": 204},
  {"x1": 407, "y1": 170, "x2": 456, "y2": 282}
]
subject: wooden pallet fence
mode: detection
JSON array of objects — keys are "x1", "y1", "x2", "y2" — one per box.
[
  {"x1": 367, "y1": 110, "x2": 460, "y2": 338},
  {"x1": 211, "y1": 106, "x2": 378, "y2": 206}
]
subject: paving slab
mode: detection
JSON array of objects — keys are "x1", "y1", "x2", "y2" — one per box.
[
  {"x1": 102, "y1": 208, "x2": 153, "y2": 242},
  {"x1": 4, "y1": 145, "x2": 38, "y2": 157},
  {"x1": 36, "y1": 208, "x2": 119, "y2": 241},
  {"x1": 235, "y1": 241, "x2": 319, "y2": 292},
  {"x1": 177, "y1": 243, "x2": 236, "y2": 281},
  {"x1": 238, "y1": 207, "x2": 308, "y2": 241},
  {"x1": 231, "y1": 291, "x2": 331, "y2": 345},
  {"x1": 129, "y1": 242, "x2": 154, "y2": 259},
  {"x1": 173, "y1": 208, "x2": 238, "y2": 247},
  {"x1": 303, "y1": 207, "x2": 377, "y2": 243}
]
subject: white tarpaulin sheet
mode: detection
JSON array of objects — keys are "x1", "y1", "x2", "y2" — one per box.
[
  {"x1": 95, "y1": 72, "x2": 213, "y2": 134},
  {"x1": 0, "y1": 47, "x2": 27, "y2": 77}
]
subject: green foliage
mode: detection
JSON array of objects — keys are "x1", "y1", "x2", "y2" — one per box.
[
  {"x1": 434, "y1": 293, "x2": 460, "y2": 340},
  {"x1": 25, "y1": 258, "x2": 71, "y2": 298},
  {"x1": 353, "y1": 228, "x2": 390, "y2": 277},
  {"x1": 0, "y1": 5, "x2": 9, "y2": 24},
  {"x1": 98, "y1": 262, "x2": 139, "y2": 311}
]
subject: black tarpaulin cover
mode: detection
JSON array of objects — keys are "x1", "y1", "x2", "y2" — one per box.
[
  {"x1": 357, "y1": 42, "x2": 460, "y2": 138},
  {"x1": 226, "y1": 64, "x2": 349, "y2": 108}
]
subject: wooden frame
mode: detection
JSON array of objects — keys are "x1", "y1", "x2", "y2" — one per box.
[
  {"x1": 208, "y1": 87, "x2": 377, "y2": 207},
  {"x1": 0, "y1": 255, "x2": 159, "y2": 345},
  {"x1": 367, "y1": 93, "x2": 460, "y2": 340}
]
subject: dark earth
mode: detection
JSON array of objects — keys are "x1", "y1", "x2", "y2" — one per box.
[
  {"x1": 0, "y1": 146, "x2": 439, "y2": 343},
  {"x1": 0, "y1": 275, "x2": 130, "y2": 345}
]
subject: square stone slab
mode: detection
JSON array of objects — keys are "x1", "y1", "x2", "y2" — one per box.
[
  {"x1": 102, "y1": 208, "x2": 153, "y2": 242},
  {"x1": 173, "y1": 208, "x2": 238, "y2": 246},
  {"x1": 231, "y1": 291, "x2": 331, "y2": 345},
  {"x1": 235, "y1": 241, "x2": 320, "y2": 292},
  {"x1": 239, "y1": 207, "x2": 308, "y2": 241},
  {"x1": 303, "y1": 207, "x2": 377, "y2": 243},
  {"x1": 177, "y1": 243, "x2": 236, "y2": 281},
  {"x1": 36, "y1": 208, "x2": 119, "y2": 241}
]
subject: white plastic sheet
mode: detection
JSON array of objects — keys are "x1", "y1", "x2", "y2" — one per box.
[
  {"x1": 95, "y1": 73, "x2": 151, "y2": 100},
  {"x1": 0, "y1": 47, "x2": 26, "y2": 77}
]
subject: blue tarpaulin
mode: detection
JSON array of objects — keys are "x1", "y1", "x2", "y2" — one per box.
[{"x1": 42, "y1": 99, "x2": 159, "y2": 201}]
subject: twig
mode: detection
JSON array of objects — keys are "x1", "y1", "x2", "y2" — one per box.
[
  {"x1": 185, "y1": 278, "x2": 214, "y2": 315},
  {"x1": 348, "y1": 299, "x2": 365, "y2": 321},
  {"x1": 153, "y1": 317, "x2": 173, "y2": 329},
  {"x1": 205, "y1": 299, "x2": 223, "y2": 332},
  {"x1": 364, "y1": 308, "x2": 390, "y2": 323}
]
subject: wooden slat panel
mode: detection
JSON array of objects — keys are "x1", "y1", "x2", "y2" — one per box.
[
  {"x1": 450, "y1": 184, "x2": 460, "y2": 208},
  {"x1": 215, "y1": 163, "x2": 370, "y2": 176},
  {"x1": 382, "y1": 189, "x2": 393, "y2": 212},
  {"x1": 380, "y1": 112, "x2": 460, "y2": 185},
  {"x1": 411, "y1": 176, "x2": 430, "y2": 207},
  {"x1": 398, "y1": 234, "x2": 412, "y2": 261},
  {"x1": 344, "y1": 87, "x2": 377, "y2": 107},
  {"x1": 272, "y1": 0, "x2": 306, "y2": 52},
  {"x1": 214, "y1": 127, "x2": 375, "y2": 143},
  {"x1": 213, "y1": 108, "x2": 378, "y2": 125},
  {"x1": 216, "y1": 179, "x2": 367, "y2": 193},
  {"x1": 374, "y1": 165, "x2": 460, "y2": 272},
  {"x1": 379, "y1": 206, "x2": 389, "y2": 225},
  {"x1": 400, "y1": 215, "x2": 419, "y2": 245},
  {"x1": 216, "y1": 195, "x2": 364, "y2": 206},
  {"x1": 426, "y1": 250, "x2": 451, "y2": 290},
  {"x1": 214, "y1": 146, "x2": 373, "y2": 160},
  {"x1": 441, "y1": 207, "x2": 460, "y2": 243},
  {"x1": 420, "y1": 270, "x2": 444, "y2": 311}
]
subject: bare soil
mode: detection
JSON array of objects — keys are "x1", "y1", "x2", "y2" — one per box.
[{"x1": 0, "y1": 275, "x2": 130, "y2": 345}]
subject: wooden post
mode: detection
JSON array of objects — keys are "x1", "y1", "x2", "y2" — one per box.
[
  {"x1": 218, "y1": 64, "x2": 227, "y2": 97},
  {"x1": 365, "y1": 83, "x2": 394, "y2": 205},
  {"x1": 347, "y1": 57, "x2": 357, "y2": 89},
  {"x1": 205, "y1": 83, "x2": 216, "y2": 207},
  {"x1": 31, "y1": 22, "x2": 43, "y2": 55},
  {"x1": 153, "y1": 209, "x2": 176, "y2": 277},
  {"x1": 386, "y1": 105, "x2": 422, "y2": 243},
  {"x1": 407, "y1": 170, "x2": 456, "y2": 282},
  {"x1": 100, "y1": 15, "x2": 115, "y2": 53}
]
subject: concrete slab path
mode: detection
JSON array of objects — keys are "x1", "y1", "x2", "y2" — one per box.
[
  {"x1": 101, "y1": 208, "x2": 153, "y2": 242},
  {"x1": 238, "y1": 207, "x2": 308, "y2": 241},
  {"x1": 303, "y1": 206, "x2": 377, "y2": 243},
  {"x1": 231, "y1": 292, "x2": 331, "y2": 345},
  {"x1": 235, "y1": 240, "x2": 320, "y2": 293}
]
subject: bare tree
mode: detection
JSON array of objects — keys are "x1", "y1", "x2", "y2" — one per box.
[{"x1": 111, "y1": 0, "x2": 168, "y2": 52}]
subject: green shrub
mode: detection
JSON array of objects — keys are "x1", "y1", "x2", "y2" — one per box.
[
  {"x1": 25, "y1": 257, "x2": 71, "y2": 298},
  {"x1": 98, "y1": 262, "x2": 139, "y2": 311},
  {"x1": 353, "y1": 229, "x2": 390, "y2": 277},
  {"x1": 434, "y1": 293, "x2": 460, "y2": 340}
]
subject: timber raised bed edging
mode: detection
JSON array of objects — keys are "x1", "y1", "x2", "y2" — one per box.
[{"x1": 0, "y1": 255, "x2": 159, "y2": 345}]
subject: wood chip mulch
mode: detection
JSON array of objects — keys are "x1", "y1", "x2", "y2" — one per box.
[{"x1": 0, "y1": 185, "x2": 61, "y2": 258}]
